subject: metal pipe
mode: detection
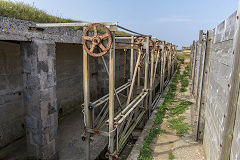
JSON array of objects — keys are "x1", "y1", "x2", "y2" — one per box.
[
  {"x1": 118, "y1": 110, "x2": 145, "y2": 151},
  {"x1": 137, "y1": 48, "x2": 142, "y2": 89},
  {"x1": 114, "y1": 92, "x2": 144, "y2": 121},
  {"x1": 126, "y1": 49, "x2": 143, "y2": 105},
  {"x1": 153, "y1": 49, "x2": 160, "y2": 85},
  {"x1": 108, "y1": 31, "x2": 115, "y2": 159},
  {"x1": 101, "y1": 56, "x2": 122, "y2": 109},
  {"x1": 117, "y1": 25, "x2": 149, "y2": 37},
  {"x1": 118, "y1": 92, "x2": 148, "y2": 124},
  {"x1": 92, "y1": 83, "x2": 130, "y2": 107},
  {"x1": 83, "y1": 26, "x2": 90, "y2": 160},
  {"x1": 144, "y1": 37, "x2": 149, "y2": 90},
  {"x1": 130, "y1": 36, "x2": 134, "y2": 80},
  {"x1": 35, "y1": 22, "x2": 118, "y2": 27},
  {"x1": 149, "y1": 47, "x2": 155, "y2": 113},
  {"x1": 115, "y1": 41, "x2": 141, "y2": 46},
  {"x1": 144, "y1": 37, "x2": 150, "y2": 115}
]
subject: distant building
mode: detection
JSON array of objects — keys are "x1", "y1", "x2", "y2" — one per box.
[{"x1": 182, "y1": 46, "x2": 191, "y2": 50}]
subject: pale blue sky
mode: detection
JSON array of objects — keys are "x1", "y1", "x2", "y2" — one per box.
[{"x1": 9, "y1": 0, "x2": 238, "y2": 47}]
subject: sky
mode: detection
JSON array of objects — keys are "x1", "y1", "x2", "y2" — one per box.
[{"x1": 8, "y1": 0, "x2": 239, "y2": 47}]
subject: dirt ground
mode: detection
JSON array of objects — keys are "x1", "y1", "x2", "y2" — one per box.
[{"x1": 151, "y1": 58, "x2": 206, "y2": 160}]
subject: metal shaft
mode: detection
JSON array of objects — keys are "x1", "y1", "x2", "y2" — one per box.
[
  {"x1": 83, "y1": 26, "x2": 90, "y2": 160},
  {"x1": 108, "y1": 31, "x2": 115, "y2": 160}
]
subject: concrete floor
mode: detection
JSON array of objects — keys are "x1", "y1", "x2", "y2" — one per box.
[{"x1": 0, "y1": 109, "x2": 108, "y2": 160}]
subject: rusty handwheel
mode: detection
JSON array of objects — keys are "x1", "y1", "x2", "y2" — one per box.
[{"x1": 82, "y1": 23, "x2": 112, "y2": 57}]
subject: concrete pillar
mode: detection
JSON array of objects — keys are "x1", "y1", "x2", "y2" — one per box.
[{"x1": 20, "y1": 39, "x2": 58, "y2": 159}]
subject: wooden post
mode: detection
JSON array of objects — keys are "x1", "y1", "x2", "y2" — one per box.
[{"x1": 220, "y1": 4, "x2": 240, "y2": 159}]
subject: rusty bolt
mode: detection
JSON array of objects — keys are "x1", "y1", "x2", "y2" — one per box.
[{"x1": 89, "y1": 137, "x2": 94, "y2": 142}]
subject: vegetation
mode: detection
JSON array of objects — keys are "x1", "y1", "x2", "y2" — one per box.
[
  {"x1": 168, "y1": 152, "x2": 175, "y2": 160},
  {"x1": 138, "y1": 53, "x2": 193, "y2": 159},
  {"x1": 0, "y1": 0, "x2": 130, "y2": 36},
  {"x1": 168, "y1": 116, "x2": 189, "y2": 137},
  {"x1": 138, "y1": 67, "x2": 180, "y2": 160},
  {"x1": 169, "y1": 99, "x2": 193, "y2": 116}
]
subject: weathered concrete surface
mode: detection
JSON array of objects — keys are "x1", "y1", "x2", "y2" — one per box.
[
  {"x1": 0, "y1": 16, "x2": 83, "y2": 43},
  {"x1": 203, "y1": 11, "x2": 237, "y2": 160},
  {"x1": 230, "y1": 91, "x2": 240, "y2": 160},
  {"x1": 0, "y1": 41, "x2": 24, "y2": 149},
  {"x1": 0, "y1": 109, "x2": 108, "y2": 160}
]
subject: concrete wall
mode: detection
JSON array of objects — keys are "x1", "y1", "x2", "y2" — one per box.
[
  {"x1": 191, "y1": 11, "x2": 240, "y2": 160},
  {"x1": 204, "y1": 12, "x2": 236, "y2": 159},
  {"x1": 0, "y1": 41, "x2": 129, "y2": 149},
  {"x1": 0, "y1": 41, "x2": 25, "y2": 149}
]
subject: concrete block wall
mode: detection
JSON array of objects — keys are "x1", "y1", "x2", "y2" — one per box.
[{"x1": 0, "y1": 41, "x2": 129, "y2": 151}]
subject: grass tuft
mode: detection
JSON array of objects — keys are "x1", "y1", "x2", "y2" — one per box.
[
  {"x1": 168, "y1": 116, "x2": 189, "y2": 137},
  {"x1": 169, "y1": 99, "x2": 192, "y2": 116},
  {"x1": 168, "y1": 152, "x2": 175, "y2": 160}
]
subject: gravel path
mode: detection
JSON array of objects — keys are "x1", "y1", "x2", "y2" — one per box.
[{"x1": 151, "y1": 57, "x2": 206, "y2": 160}]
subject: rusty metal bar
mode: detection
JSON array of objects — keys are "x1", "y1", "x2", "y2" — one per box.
[{"x1": 86, "y1": 128, "x2": 110, "y2": 137}]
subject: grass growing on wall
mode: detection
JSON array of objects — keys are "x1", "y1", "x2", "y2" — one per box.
[
  {"x1": 0, "y1": 0, "x2": 130, "y2": 36},
  {"x1": 0, "y1": 1, "x2": 75, "y2": 23}
]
